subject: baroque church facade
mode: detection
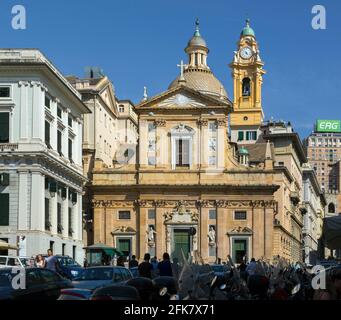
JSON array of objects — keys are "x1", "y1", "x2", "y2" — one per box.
[{"x1": 90, "y1": 20, "x2": 286, "y2": 263}]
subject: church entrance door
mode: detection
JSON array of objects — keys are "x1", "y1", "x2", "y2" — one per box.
[{"x1": 172, "y1": 229, "x2": 190, "y2": 262}]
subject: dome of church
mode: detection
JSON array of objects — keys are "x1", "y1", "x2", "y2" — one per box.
[
  {"x1": 168, "y1": 69, "x2": 228, "y2": 99},
  {"x1": 169, "y1": 19, "x2": 228, "y2": 100}
]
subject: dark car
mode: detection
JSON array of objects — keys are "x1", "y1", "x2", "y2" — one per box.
[
  {"x1": 59, "y1": 266, "x2": 133, "y2": 300},
  {"x1": 0, "y1": 267, "x2": 72, "y2": 300},
  {"x1": 71, "y1": 266, "x2": 132, "y2": 291},
  {"x1": 55, "y1": 256, "x2": 83, "y2": 280}
]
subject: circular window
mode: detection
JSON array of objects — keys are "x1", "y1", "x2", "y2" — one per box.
[{"x1": 244, "y1": 116, "x2": 248, "y2": 121}]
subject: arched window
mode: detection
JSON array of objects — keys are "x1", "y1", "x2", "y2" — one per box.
[
  {"x1": 242, "y1": 78, "x2": 251, "y2": 96},
  {"x1": 328, "y1": 203, "x2": 336, "y2": 214}
]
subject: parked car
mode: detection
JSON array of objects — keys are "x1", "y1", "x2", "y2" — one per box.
[
  {"x1": 0, "y1": 256, "x2": 31, "y2": 268},
  {"x1": 55, "y1": 256, "x2": 83, "y2": 280},
  {"x1": 0, "y1": 267, "x2": 72, "y2": 300},
  {"x1": 71, "y1": 266, "x2": 132, "y2": 291},
  {"x1": 91, "y1": 285, "x2": 140, "y2": 300}
]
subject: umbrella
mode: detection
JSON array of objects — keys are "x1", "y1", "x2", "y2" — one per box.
[{"x1": 0, "y1": 240, "x2": 18, "y2": 250}]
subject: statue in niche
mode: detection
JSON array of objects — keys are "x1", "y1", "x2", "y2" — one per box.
[{"x1": 208, "y1": 226, "x2": 216, "y2": 245}]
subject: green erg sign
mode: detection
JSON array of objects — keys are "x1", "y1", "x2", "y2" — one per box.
[{"x1": 316, "y1": 120, "x2": 341, "y2": 133}]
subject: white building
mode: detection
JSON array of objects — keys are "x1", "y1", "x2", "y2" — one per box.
[
  {"x1": 0, "y1": 49, "x2": 90, "y2": 263},
  {"x1": 302, "y1": 163, "x2": 326, "y2": 265}
]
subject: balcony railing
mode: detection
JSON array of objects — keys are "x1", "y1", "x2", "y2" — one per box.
[{"x1": 0, "y1": 143, "x2": 18, "y2": 151}]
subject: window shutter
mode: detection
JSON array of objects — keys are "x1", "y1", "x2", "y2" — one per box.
[
  {"x1": 45, "y1": 121, "x2": 50, "y2": 147},
  {"x1": 176, "y1": 139, "x2": 180, "y2": 166},
  {"x1": 238, "y1": 131, "x2": 244, "y2": 141},
  {"x1": 0, "y1": 113, "x2": 9, "y2": 143},
  {"x1": 0, "y1": 194, "x2": 9, "y2": 226},
  {"x1": 0, "y1": 173, "x2": 10, "y2": 186},
  {"x1": 182, "y1": 139, "x2": 190, "y2": 166}
]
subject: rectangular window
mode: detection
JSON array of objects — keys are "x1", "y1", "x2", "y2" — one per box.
[
  {"x1": 234, "y1": 211, "x2": 247, "y2": 220},
  {"x1": 0, "y1": 194, "x2": 9, "y2": 226},
  {"x1": 119, "y1": 106, "x2": 125, "y2": 113},
  {"x1": 118, "y1": 211, "x2": 131, "y2": 220},
  {"x1": 57, "y1": 203, "x2": 62, "y2": 234},
  {"x1": 238, "y1": 131, "x2": 244, "y2": 141},
  {"x1": 0, "y1": 87, "x2": 10, "y2": 98},
  {"x1": 68, "y1": 116, "x2": 72, "y2": 127},
  {"x1": 0, "y1": 113, "x2": 9, "y2": 143},
  {"x1": 209, "y1": 122, "x2": 217, "y2": 132},
  {"x1": 45, "y1": 121, "x2": 51, "y2": 149},
  {"x1": 148, "y1": 209, "x2": 156, "y2": 220},
  {"x1": 68, "y1": 208, "x2": 73, "y2": 237},
  {"x1": 57, "y1": 130, "x2": 62, "y2": 156},
  {"x1": 252, "y1": 131, "x2": 257, "y2": 140},
  {"x1": 57, "y1": 107, "x2": 62, "y2": 119},
  {"x1": 45, "y1": 96, "x2": 51, "y2": 109},
  {"x1": 68, "y1": 139, "x2": 73, "y2": 162},
  {"x1": 45, "y1": 198, "x2": 50, "y2": 231},
  {"x1": 209, "y1": 209, "x2": 216, "y2": 220},
  {"x1": 176, "y1": 139, "x2": 190, "y2": 167}
]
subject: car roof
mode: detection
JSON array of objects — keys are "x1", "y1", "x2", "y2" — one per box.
[{"x1": 85, "y1": 266, "x2": 126, "y2": 269}]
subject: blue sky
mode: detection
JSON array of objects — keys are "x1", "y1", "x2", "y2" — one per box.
[{"x1": 0, "y1": 0, "x2": 340, "y2": 138}]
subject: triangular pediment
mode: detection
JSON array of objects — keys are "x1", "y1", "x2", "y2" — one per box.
[
  {"x1": 136, "y1": 85, "x2": 232, "y2": 110},
  {"x1": 96, "y1": 78, "x2": 119, "y2": 116}
]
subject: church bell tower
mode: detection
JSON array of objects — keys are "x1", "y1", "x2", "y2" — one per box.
[{"x1": 230, "y1": 19, "x2": 266, "y2": 144}]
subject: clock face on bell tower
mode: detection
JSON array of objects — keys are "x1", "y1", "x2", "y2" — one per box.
[{"x1": 229, "y1": 19, "x2": 266, "y2": 139}]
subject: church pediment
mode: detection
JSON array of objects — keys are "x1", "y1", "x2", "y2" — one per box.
[
  {"x1": 164, "y1": 201, "x2": 199, "y2": 224},
  {"x1": 136, "y1": 86, "x2": 231, "y2": 110}
]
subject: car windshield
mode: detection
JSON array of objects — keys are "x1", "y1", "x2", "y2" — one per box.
[
  {"x1": 77, "y1": 268, "x2": 113, "y2": 281},
  {"x1": 57, "y1": 257, "x2": 80, "y2": 267},
  {"x1": 0, "y1": 270, "x2": 13, "y2": 288}
]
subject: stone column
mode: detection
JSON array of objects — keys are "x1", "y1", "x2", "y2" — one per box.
[
  {"x1": 76, "y1": 193, "x2": 83, "y2": 241},
  {"x1": 18, "y1": 170, "x2": 29, "y2": 231},
  {"x1": 105, "y1": 208, "x2": 114, "y2": 245},
  {"x1": 216, "y1": 204, "x2": 228, "y2": 260},
  {"x1": 18, "y1": 81, "x2": 29, "y2": 140},
  {"x1": 31, "y1": 82, "x2": 44, "y2": 141},
  {"x1": 217, "y1": 119, "x2": 226, "y2": 169},
  {"x1": 139, "y1": 120, "x2": 148, "y2": 168},
  {"x1": 30, "y1": 171, "x2": 45, "y2": 231},
  {"x1": 155, "y1": 204, "x2": 164, "y2": 259},
  {"x1": 199, "y1": 120, "x2": 208, "y2": 168},
  {"x1": 62, "y1": 187, "x2": 69, "y2": 238},
  {"x1": 139, "y1": 207, "x2": 148, "y2": 259},
  {"x1": 62, "y1": 109, "x2": 69, "y2": 158},
  {"x1": 50, "y1": 193, "x2": 58, "y2": 235},
  {"x1": 93, "y1": 205, "x2": 105, "y2": 244},
  {"x1": 156, "y1": 120, "x2": 166, "y2": 168},
  {"x1": 200, "y1": 207, "x2": 209, "y2": 262}
]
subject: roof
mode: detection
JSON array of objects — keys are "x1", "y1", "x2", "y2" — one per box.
[
  {"x1": 0, "y1": 49, "x2": 91, "y2": 114},
  {"x1": 239, "y1": 143, "x2": 275, "y2": 163},
  {"x1": 169, "y1": 69, "x2": 228, "y2": 99},
  {"x1": 262, "y1": 132, "x2": 308, "y2": 163}
]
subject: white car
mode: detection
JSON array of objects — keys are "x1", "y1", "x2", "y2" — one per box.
[{"x1": 0, "y1": 256, "x2": 31, "y2": 268}]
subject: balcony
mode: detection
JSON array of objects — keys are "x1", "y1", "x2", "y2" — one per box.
[{"x1": 0, "y1": 143, "x2": 18, "y2": 151}]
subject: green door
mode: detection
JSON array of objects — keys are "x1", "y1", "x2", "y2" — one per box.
[
  {"x1": 117, "y1": 239, "x2": 131, "y2": 257},
  {"x1": 172, "y1": 229, "x2": 190, "y2": 262},
  {"x1": 233, "y1": 239, "x2": 247, "y2": 264}
]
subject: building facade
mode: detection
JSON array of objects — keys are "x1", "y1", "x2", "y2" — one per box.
[
  {"x1": 89, "y1": 21, "x2": 285, "y2": 264},
  {"x1": 0, "y1": 49, "x2": 89, "y2": 262},
  {"x1": 302, "y1": 163, "x2": 326, "y2": 265},
  {"x1": 305, "y1": 122, "x2": 341, "y2": 216},
  {"x1": 68, "y1": 74, "x2": 138, "y2": 246}
]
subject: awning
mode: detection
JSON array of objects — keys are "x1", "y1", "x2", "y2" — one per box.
[
  {"x1": 0, "y1": 240, "x2": 18, "y2": 250},
  {"x1": 84, "y1": 243, "x2": 124, "y2": 256},
  {"x1": 322, "y1": 216, "x2": 341, "y2": 249}
]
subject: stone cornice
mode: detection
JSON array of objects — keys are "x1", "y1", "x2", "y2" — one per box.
[{"x1": 92, "y1": 199, "x2": 277, "y2": 209}]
